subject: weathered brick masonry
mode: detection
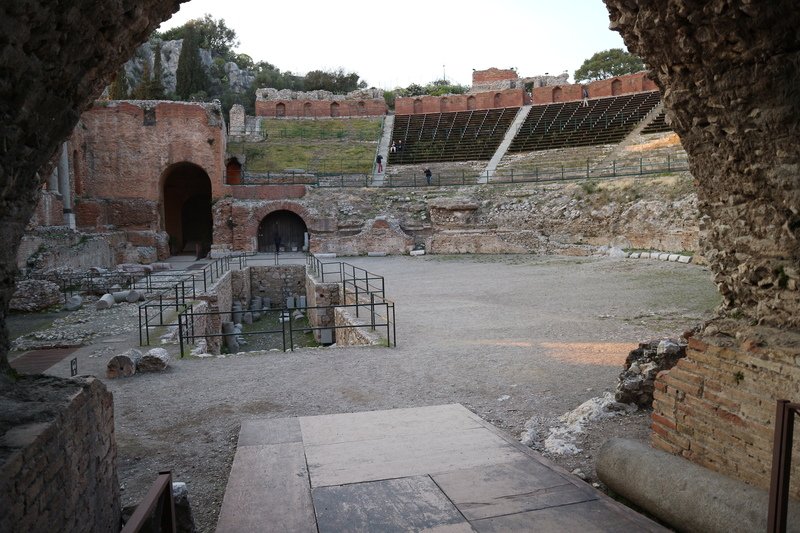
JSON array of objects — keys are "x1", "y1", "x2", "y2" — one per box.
[
  {"x1": 652, "y1": 325, "x2": 800, "y2": 497},
  {"x1": 0, "y1": 377, "x2": 119, "y2": 532}
]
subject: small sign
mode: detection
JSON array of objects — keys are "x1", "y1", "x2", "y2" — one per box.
[{"x1": 70, "y1": 358, "x2": 78, "y2": 377}]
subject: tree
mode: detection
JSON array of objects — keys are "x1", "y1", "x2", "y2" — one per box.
[
  {"x1": 150, "y1": 42, "x2": 166, "y2": 99},
  {"x1": 574, "y1": 48, "x2": 645, "y2": 82},
  {"x1": 131, "y1": 61, "x2": 152, "y2": 99},
  {"x1": 175, "y1": 26, "x2": 209, "y2": 99},
  {"x1": 159, "y1": 14, "x2": 238, "y2": 60},
  {"x1": 108, "y1": 67, "x2": 129, "y2": 99},
  {"x1": 304, "y1": 68, "x2": 361, "y2": 93}
]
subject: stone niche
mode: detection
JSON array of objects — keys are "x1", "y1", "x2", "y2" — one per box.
[
  {"x1": 428, "y1": 199, "x2": 480, "y2": 229},
  {"x1": 0, "y1": 377, "x2": 120, "y2": 532}
]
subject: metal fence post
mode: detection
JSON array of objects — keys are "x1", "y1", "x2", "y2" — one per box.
[{"x1": 768, "y1": 399, "x2": 796, "y2": 533}]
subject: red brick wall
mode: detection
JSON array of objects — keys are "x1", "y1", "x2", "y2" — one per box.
[
  {"x1": 523, "y1": 72, "x2": 658, "y2": 105},
  {"x1": 71, "y1": 101, "x2": 226, "y2": 229},
  {"x1": 395, "y1": 89, "x2": 525, "y2": 115},
  {"x1": 652, "y1": 328, "x2": 800, "y2": 497},
  {"x1": 472, "y1": 68, "x2": 518, "y2": 85},
  {"x1": 255, "y1": 99, "x2": 387, "y2": 118}
]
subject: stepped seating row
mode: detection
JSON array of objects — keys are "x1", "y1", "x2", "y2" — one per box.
[
  {"x1": 507, "y1": 91, "x2": 663, "y2": 153},
  {"x1": 388, "y1": 108, "x2": 518, "y2": 164},
  {"x1": 640, "y1": 111, "x2": 673, "y2": 134}
]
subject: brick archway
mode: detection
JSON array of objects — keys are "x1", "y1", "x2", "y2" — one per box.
[
  {"x1": 611, "y1": 79, "x2": 622, "y2": 96},
  {"x1": 160, "y1": 161, "x2": 213, "y2": 255},
  {"x1": 276, "y1": 102, "x2": 286, "y2": 117}
]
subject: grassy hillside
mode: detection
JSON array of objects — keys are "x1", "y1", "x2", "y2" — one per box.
[{"x1": 229, "y1": 117, "x2": 383, "y2": 175}]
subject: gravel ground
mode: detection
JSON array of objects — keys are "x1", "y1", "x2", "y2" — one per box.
[{"x1": 16, "y1": 254, "x2": 720, "y2": 531}]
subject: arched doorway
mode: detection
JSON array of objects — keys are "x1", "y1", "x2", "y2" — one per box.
[
  {"x1": 413, "y1": 99, "x2": 422, "y2": 114},
  {"x1": 467, "y1": 96, "x2": 476, "y2": 110},
  {"x1": 611, "y1": 79, "x2": 622, "y2": 96},
  {"x1": 276, "y1": 102, "x2": 286, "y2": 117},
  {"x1": 161, "y1": 162, "x2": 213, "y2": 256},
  {"x1": 552, "y1": 87, "x2": 562, "y2": 102},
  {"x1": 440, "y1": 97, "x2": 448, "y2": 112},
  {"x1": 330, "y1": 102, "x2": 340, "y2": 117},
  {"x1": 303, "y1": 102, "x2": 313, "y2": 117},
  {"x1": 226, "y1": 157, "x2": 242, "y2": 185},
  {"x1": 257, "y1": 210, "x2": 308, "y2": 252},
  {"x1": 357, "y1": 101, "x2": 366, "y2": 115},
  {"x1": 493, "y1": 93, "x2": 502, "y2": 107}
]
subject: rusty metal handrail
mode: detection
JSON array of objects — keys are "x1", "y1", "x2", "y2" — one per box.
[
  {"x1": 121, "y1": 470, "x2": 176, "y2": 533},
  {"x1": 768, "y1": 399, "x2": 800, "y2": 532}
]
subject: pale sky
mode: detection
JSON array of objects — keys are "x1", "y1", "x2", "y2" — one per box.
[{"x1": 159, "y1": 0, "x2": 627, "y2": 89}]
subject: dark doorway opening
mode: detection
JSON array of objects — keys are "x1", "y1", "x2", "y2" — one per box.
[
  {"x1": 258, "y1": 210, "x2": 308, "y2": 252},
  {"x1": 162, "y1": 162, "x2": 213, "y2": 256}
]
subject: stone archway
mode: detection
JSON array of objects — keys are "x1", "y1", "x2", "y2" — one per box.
[
  {"x1": 330, "y1": 102, "x2": 340, "y2": 117},
  {"x1": 611, "y1": 79, "x2": 622, "y2": 96},
  {"x1": 276, "y1": 102, "x2": 286, "y2": 117},
  {"x1": 161, "y1": 162, "x2": 213, "y2": 255},
  {"x1": 257, "y1": 210, "x2": 308, "y2": 252},
  {"x1": 552, "y1": 87, "x2": 562, "y2": 102}
]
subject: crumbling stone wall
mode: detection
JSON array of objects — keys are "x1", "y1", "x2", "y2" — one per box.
[
  {"x1": 0, "y1": 376, "x2": 119, "y2": 532},
  {"x1": 305, "y1": 273, "x2": 341, "y2": 343},
  {"x1": 249, "y1": 265, "x2": 306, "y2": 308},
  {"x1": 605, "y1": 0, "x2": 800, "y2": 492},
  {"x1": 395, "y1": 89, "x2": 525, "y2": 115},
  {"x1": 255, "y1": 88, "x2": 387, "y2": 118},
  {"x1": 334, "y1": 307, "x2": 383, "y2": 347}
]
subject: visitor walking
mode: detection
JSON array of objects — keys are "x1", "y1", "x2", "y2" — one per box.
[
  {"x1": 376, "y1": 154, "x2": 383, "y2": 173},
  {"x1": 390, "y1": 141, "x2": 397, "y2": 153},
  {"x1": 273, "y1": 232, "x2": 281, "y2": 255},
  {"x1": 581, "y1": 86, "x2": 589, "y2": 107},
  {"x1": 423, "y1": 167, "x2": 432, "y2": 185}
]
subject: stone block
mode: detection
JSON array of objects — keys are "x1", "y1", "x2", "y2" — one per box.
[
  {"x1": 410, "y1": 250, "x2": 425, "y2": 256},
  {"x1": 668, "y1": 254, "x2": 680, "y2": 262},
  {"x1": 367, "y1": 251, "x2": 387, "y2": 257},
  {"x1": 639, "y1": 252, "x2": 650, "y2": 259},
  {"x1": 658, "y1": 253, "x2": 670, "y2": 261},
  {"x1": 629, "y1": 252, "x2": 641, "y2": 259},
  {"x1": 316, "y1": 253, "x2": 337, "y2": 258},
  {"x1": 678, "y1": 255, "x2": 692, "y2": 264}
]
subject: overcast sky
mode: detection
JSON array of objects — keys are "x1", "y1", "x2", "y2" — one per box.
[{"x1": 159, "y1": 0, "x2": 627, "y2": 89}]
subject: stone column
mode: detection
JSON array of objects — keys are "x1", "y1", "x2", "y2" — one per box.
[{"x1": 57, "y1": 142, "x2": 75, "y2": 228}]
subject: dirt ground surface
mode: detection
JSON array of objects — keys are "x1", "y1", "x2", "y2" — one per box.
[{"x1": 12, "y1": 254, "x2": 720, "y2": 531}]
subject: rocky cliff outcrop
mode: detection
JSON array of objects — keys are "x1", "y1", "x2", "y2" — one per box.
[{"x1": 603, "y1": 1, "x2": 800, "y2": 329}]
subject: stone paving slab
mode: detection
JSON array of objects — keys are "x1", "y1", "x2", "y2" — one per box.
[{"x1": 216, "y1": 404, "x2": 668, "y2": 532}]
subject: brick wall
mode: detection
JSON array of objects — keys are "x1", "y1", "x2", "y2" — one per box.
[
  {"x1": 30, "y1": 191, "x2": 64, "y2": 227},
  {"x1": 472, "y1": 68, "x2": 518, "y2": 85},
  {"x1": 70, "y1": 101, "x2": 226, "y2": 229},
  {"x1": 0, "y1": 376, "x2": 119, "y2": 532},
  {"x1": 652, "y1": 324, "x2": 800, "y2": 496},
  {"x1": 255, "y1": 99, "x2": 387, "y2": 118},
  {"x1": 395, "y1": 89, "x2": 524, "y2": 115}
]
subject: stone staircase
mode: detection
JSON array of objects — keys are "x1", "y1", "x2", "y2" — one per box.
[
  {"x1": 480, "y1": 105, "x2": 532, "y2": 183},
  {"x1": 372, "y1": 114, "x2": 394, "y2": 186}
]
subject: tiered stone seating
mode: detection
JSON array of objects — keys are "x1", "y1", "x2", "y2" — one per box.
[
  {"x1": 507, "y1": 91, "x2": 663, "y2": 153},
  {"x1": 641, "y1": 111, "x2": 672, "y2": 134},
  {"x1": 389, "y1": 108, "x2": 518, "y2": 164}
]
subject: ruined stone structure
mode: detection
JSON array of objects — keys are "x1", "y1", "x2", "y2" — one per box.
[
  {"x1": 3, "y1": 0, "x2": 800, "y2": 527},
  {"x1": 255, "y1": 88, "x2": 387, "y2": 118},
  {"x1": 470, "y1": 67, "x2": 568, "y2": 92},
  {"x1": 395, "y1": 71, "x2": 658, "y2": 114},
  {"x1": 605, "y1": 0, "x2": 800, "y2": 497}
]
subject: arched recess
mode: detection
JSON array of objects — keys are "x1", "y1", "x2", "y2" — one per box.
[
  {"x1": 276, "y1": 102, "x2": 286, "y2": 117},
  {"x1": 413, "y1": 99, "x2": 422, "y2": 114},
  {"x1": 257, "y1": 210, "x2": 308, "y2": 252},
  {"x1": 330, "y1": 102, "x2": 340, "y2": 117},
  {"x1": 161, "y1": 162, "x2": 213, "y2": 255},
  {"x1": 493, "y1": 93, "x2": 502, "y2": 107},
  {"x1": 467, "y1": 96, "x2": 476, "y2": 110},
  {"x1": 226, "y1": 157, "x2": 242, "y2": 185},
  {"x1": 611, "y1": 79, "x2": 622, "y2": 96},
  {"x1": 303, "y1": 102, "x2": 313, "y2": 117},
  {"x1": 440, "y1": 97, "x2": 448, "y2": 112},
  {"x1": 552, "y1": 87, "x2": 562, "y2": 102},
  {"x1": 357, "y1": 101, "x2": 366, "y2": 115}
]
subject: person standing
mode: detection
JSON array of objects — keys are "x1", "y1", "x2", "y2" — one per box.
[
  {"x1": 423, "y1": 167, "x2": 432, "y2": 185},
  {"x1": 273, "y1": 232, "x2": 281, "y2": 254},
  {"x1": 581, "y1": 86, "x2": 589, "y2": 107},
  {"x1": 376, "y1": 153, "x2": 383, "y2": 173}
]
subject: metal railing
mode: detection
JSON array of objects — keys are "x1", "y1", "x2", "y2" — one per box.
[
  {"x1": 121, "y1": 470, "x2": 176, "y2": 533},
  {"x1": 176, "y1": 300, "x2": 396, "y2": 356},
  {"x1": 306, "y1": 256, "x2": 386, "y2": 298},
  {"x1": 768, "y1": 399, "x2": 799, "y2": 532},
  {"x1": 226, "y1": 154, "x2": 688, "y2": 188}
]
